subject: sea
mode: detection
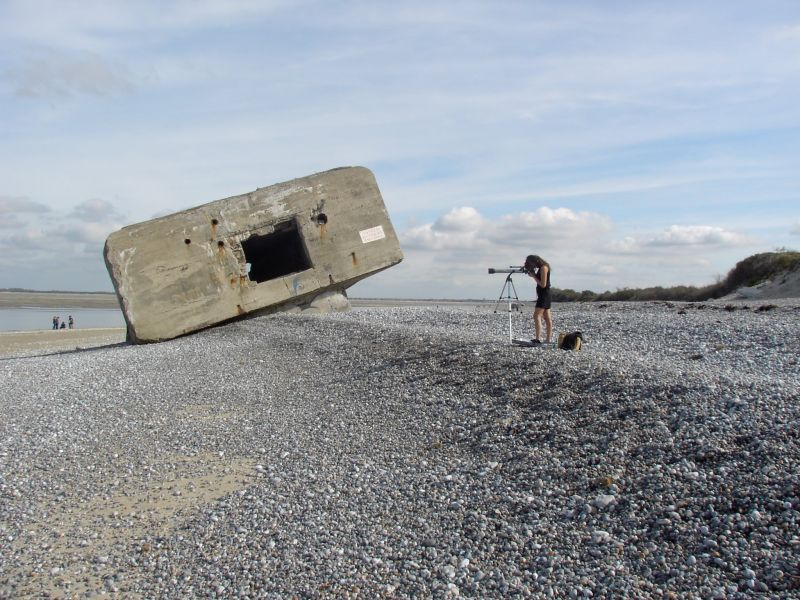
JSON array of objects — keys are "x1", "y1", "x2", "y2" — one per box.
[{"x1": 0, "y1": 307, "x2": 126, "y2": 332}]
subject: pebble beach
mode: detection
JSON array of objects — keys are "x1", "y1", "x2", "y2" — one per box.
[{"x1": 1, "y1": 300, "x2": 799, "y2": 598}]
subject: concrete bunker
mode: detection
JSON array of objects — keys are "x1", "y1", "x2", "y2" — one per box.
[{"x1": 104, "y1": 167, "x2": 403, "y2": 343}]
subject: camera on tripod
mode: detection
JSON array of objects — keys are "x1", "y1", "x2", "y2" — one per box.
[
  {"x1": 488, "y1": 266, "x2": 529, "y2": 275},
  {"x1": 488, "y1": 265, "x2": 528, "y2": 342}
]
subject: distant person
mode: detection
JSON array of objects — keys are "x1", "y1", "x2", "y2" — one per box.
[
  {"x1": 52, "y1": 316, "x2": 59, "y2": 330},
  {"x1": 59, "y1": 321, "x2": 66, "y2": 329},
  {"x1": 68, "y1": 315, "x2": 74, "y2": 329},
  {"x1": 525, "y1": 254, "x2": 552, "y2": 344}
]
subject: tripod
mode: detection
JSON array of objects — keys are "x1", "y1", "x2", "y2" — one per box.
[{"x1": 493, "y1": 273, "x2": 521, "y2": 344}]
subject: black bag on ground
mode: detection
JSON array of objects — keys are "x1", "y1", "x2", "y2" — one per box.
[{"x1": 558, "y1": 331, "x2": 583, "y2": 351}]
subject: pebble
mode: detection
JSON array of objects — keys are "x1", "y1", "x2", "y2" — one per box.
[
  {"x1": 1, "y1": 300, "x2": 798, "y2": 597},
  {"x1": 593, "y1": 494, "x2": 615, "y2": 509},
  {"x1": 591, "y1": 531, "x2": 612, "y2": 545}
]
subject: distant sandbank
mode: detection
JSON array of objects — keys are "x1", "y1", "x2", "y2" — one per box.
[
  {"x1": 0, "y1": 291, "x2": 119, "y2": 309},
  {"x1": 0, "y1": 291, "x2": 491, "y2": 311}
]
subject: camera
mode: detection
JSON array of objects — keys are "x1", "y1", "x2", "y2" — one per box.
[{"x1": 488, "y1": 266, "x2": 528, "y2": 275}]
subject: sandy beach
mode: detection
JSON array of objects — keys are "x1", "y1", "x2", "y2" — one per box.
[{"x1": 0, "y1": 328, "x2": 127, "y2": 359}]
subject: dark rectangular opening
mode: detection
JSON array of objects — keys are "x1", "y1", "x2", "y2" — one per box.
[{"x1": 241, "y1": 220, "x2": 312, "y2": 283}]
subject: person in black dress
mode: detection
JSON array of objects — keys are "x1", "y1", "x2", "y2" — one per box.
[{"x1": 525, "y1": 255, "x2": 552, "y2": 344}]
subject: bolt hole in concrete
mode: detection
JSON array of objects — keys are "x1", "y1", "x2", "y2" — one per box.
[
  {"x1": 212, "y1": 218, "x2": 219, "y2": 225},
  {"x1": 241, "y1": 219, "x2": 311, "y2": 283},
  {"x1": 184, "y1": 238, "x2": 191, "y2": 245},
  {"x1": 218, "y1": 241, "x2": 225, "y2": 248},
  {"x1": 315, "y1": 213, "x2": 328, "y2": 225}
]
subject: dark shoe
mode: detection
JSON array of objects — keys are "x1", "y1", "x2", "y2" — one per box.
[{"x1": 531, "y1": 339, "x2": 541, "y2": 345}]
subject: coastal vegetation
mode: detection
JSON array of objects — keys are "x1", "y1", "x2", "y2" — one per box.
[{"x1": 552, "y1": 250, "x2": 800, "y2": 302}]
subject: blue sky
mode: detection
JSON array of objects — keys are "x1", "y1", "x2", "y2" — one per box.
[{"x1": 1, "y1": 0, "x2": 798, "y2": 299}]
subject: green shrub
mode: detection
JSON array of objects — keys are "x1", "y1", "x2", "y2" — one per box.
[{"x1": 552, "y1": 251, "x2": 800, "y2": 303}]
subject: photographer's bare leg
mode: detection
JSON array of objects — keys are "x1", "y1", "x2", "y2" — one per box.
[
  {"x1": 533, "y1": 308, "x2": 543, "y2": 342},
  {"x1": 533, "y1": 308, "x2": 553, "y2": 343},
  {"x1": 543, "y1": 308, "x2": 552, "y2": 343}
]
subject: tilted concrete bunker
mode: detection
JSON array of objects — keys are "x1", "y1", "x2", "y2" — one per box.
[{"x1": 104, "y1": 167, "x2": 403, "y2": 343}]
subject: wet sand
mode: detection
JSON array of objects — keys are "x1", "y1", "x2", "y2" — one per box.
[{"x1": 0, "y1": 328, "x2": 127, "y2": 359}]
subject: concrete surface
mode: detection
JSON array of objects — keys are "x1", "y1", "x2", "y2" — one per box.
[{"x1": 104, "y1": 167, "x2": 403, "y2": 343}]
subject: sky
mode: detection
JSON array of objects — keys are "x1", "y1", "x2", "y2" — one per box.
[{"x1": 1, "y1": 0, "x2": 798, "y2": 300}]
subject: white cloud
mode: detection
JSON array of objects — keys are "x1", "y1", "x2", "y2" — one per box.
[
  {"x1": 0, "y1": 196, "x2": 50, "y2": 214},
  {"x1": 0, "y1": 196, "x2": 51, "y2": 229},
  {"x1": 404, "y1": 207, "x2": 487, "y2": 251},
  {"x1": 646, "y1": 225, "x2": 748, "y2": 247},
  {"x1": 369, "y1": 206, "x2": 767, "y2": 299},
  {"x1": 4, "y1": 227, "x2": 47, "y2": 251},
  {"x1": 491, "y1": 207, "x2": 612, "y2": 247},
  {"x1": 404, "y1": 226, "x2": 481, "y2": 252},
  {"x1": 8, "y1": 51, "x2": 136, "y2": 99},
  {"x1": 0, "y1": 195, "x2": 123, "y2": 290},
  {"x1": 606, "y1": 225, "x2": 752, "y2": 256},
  {"x1": 404, "y1": 206, "x2": 611, "y2": 254},
  {"x1": 56, "y1": 221, "x2": 120, "y2": 246},
  {"x1": 394, "y1": 206, "x2": 616, "y2": 297},
  {"x1": 0, "y1": 222, "x2": 111, "y2": 290},
  {"x1": 0, "y1": 216, "x2": 24, "y2": 229},
  {"x1": 1, "y1": 218, "x2": 116, "y2": 254},
  {"x1": 70, "y1": 198, "x2": 123, "y2": 222},
  {"x1": 607, "y1": 236, "x2": 641, "y2": 254},
  {"x1": 0, "y1": 0, "x2": 292, "y2": 51},
  {"x1": 772, "y1": 24, "x2": 800, "y2": 42},
  {"x1": 434, "y1": 207, "x2": 485, "y2": 232}
]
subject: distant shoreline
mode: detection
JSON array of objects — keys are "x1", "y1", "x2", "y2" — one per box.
[
  {"x1": 0, "y1": 290, "x2": 494, "y2": 311},
  {"x1": 0, "y1": 291, "x2": 120, "y2": 309}
]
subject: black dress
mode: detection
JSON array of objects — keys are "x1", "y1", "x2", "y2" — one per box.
[{"x1": 535, "y1": 267, "x2": 552, "y2": 309}]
